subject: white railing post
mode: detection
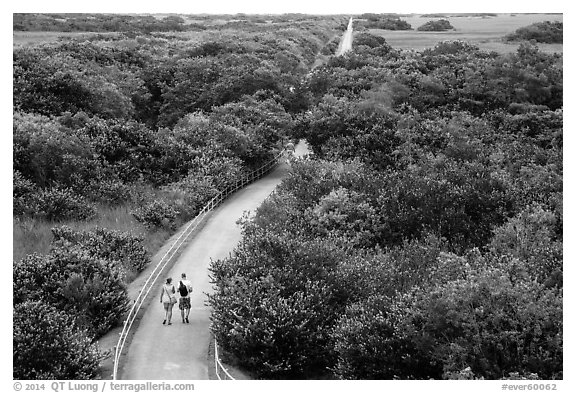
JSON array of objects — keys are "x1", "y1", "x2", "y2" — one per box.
[{"x1": 214, "y1": 339, "x2": 235, "y2": 380}]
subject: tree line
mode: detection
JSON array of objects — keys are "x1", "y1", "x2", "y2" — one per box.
[{"x1": 13, "y1": 13, "x2": 338, "y2": 33}]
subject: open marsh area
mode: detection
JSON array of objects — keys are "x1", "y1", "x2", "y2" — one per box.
[
  {"x1": 12, "y1": 31, "x2": 116, "y2": 46},
  {"x1": 370, "y1": 13, "x2": 563, "y2": 53},
  {"x1": 13, "y1": 13, "x2": 562, "y2": 54}
]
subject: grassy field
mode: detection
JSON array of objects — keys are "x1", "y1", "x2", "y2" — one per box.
[
  {"x1": 367, "y1": 13, "x2": 563, "y2": 54},
  {"x1": 13, "y1": 13, "x2": 562, "y2": 53},
  {"x1": 12, "y1": 30, "x2": 210, "y2": 47},
  {"x1": 12, "y1": 203, "x2": 173, "y2": 282},
  {"x1": 12, "y1": 31, "x2": 117, "y2": 46}
]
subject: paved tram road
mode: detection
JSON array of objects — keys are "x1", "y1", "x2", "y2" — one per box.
[
  {"x1": 120, "y1": 142, "x2": 308, "y2": 380},
  {"x1": 337, "y1": 17, "x2": 354, "y2": 56}
]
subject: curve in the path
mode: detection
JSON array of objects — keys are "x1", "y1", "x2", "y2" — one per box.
[{"x1": 120, "y1": 142, "x2": 308, "y2": 380}]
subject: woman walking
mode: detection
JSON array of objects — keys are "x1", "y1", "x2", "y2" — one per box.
[{"x1": 160, "y1": 277, "x2": 177, "y2": 325}]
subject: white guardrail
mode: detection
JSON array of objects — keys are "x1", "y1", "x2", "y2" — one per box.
[
  {"x1": 214, "y1": 338, "x2": 235, "y2": 380},
  {"x1": 112, "y1": 149, "x2": 285, "y2": 380}
]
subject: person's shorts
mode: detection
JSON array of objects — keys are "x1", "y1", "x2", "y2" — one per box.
[
  {"x1": 179, "y1": 297, "x2": 191, "y2": 310},
  {"x1": 163, "y1": 301, "x2": 175, "y2": 311}
]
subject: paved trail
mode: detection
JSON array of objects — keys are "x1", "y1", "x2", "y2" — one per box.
[
  {"x1": 337, "y1": 17, "x2": 354, "y2": 56},
  {"x1": 120, "y1": 142, "x2": 308, "y2": 380}
]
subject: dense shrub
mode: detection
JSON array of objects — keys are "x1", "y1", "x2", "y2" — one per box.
[
  {"x1": 209, "y1": 227, "x2": 351, "y2": 378},
  {"x1": 14, "y1": 13, "x2": 186, "y2": 33},
  {"x1": 13, "y1": 170, "x2": 36, "y2": 216},
  {"x1": 352, "y1": 33, "x2": 395, "y2": 57},
  {"x1": 333, "y1": 294, "x2": 438, "y2": 379},
  {"x1": 505, "y1": 21, "x2": 563, "y2": 44},
  {"x1": 417, "y1": 19, "x2": 454, "y2": 31},
  {"x1": 34, "y1": 187, "x2": 97, "y2": 221},
  {"x1": 14, "y1": 248, "x2": 129, "y2": 337},
  {"x1": 13, "y1": 112, "x2": 94, "y2": 188},
  {"x1": 333, "y1": 261, "x2": 563, "y2": 380},
  {"x1": 162, "y1": 176, "x2": 220, "y2": 219},
  {"x1": 185, "y1": 154, "x2": 245, "y2": 190},
  {"x1": 358, "y1": 17, "x2": 412, "y2": 30},
  {"x1": 51, "y1": 225, "x2": 151, "y2": 273},
  {"x1": 422, "y1": 39, "x2": 481, "y2": 56},
  {"x1": 336, "y1": 235, "x2": 450, "y2": 301},
  {"x1": 310, "y1": 187, "x2": 378, "y2": 248},
  {"x1": 13, "y1": 50, "x2": 94, "y2": 116},
  {"x1": 211, "y1": 277, "x2": 337, "y2": 378},
  {"x1": 407, "y1": 264, "x2": 563, "y2": 379},
  {"x1": 83, "y1": 178, "x2": 132, "y2": 205},
  {"x1": 374, "y1": 158, "x2": 513, "y2": 251},
  {"x1": 13, "y1": 152, "x2": 99, "y2": 222},
  {"x1": 77, "y1": 118, "x2": 172, "y2": 185},
  {"x1": 489, "y1": 204, "x2": 562, "y2": 286},
  {"x1": 320, "y1": 36, "x2": 341, "y2": 55},
  {"x1": 131, "y1": 199, "x2": 179, "y2": 229},
  {"x1": 13, "y1": 300, "x2": 101, "y2": 380},
  {"x1": 353, "y1": 32, "x2": 389, "y2": 49}
]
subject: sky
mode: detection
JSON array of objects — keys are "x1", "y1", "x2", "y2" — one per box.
[{"x1": 9, "y1": 0, "x2": 568, "y2": 14}]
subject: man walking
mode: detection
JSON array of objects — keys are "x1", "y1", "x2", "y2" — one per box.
[{"x1": 178, "y1": 273, "x2": 193, "y2": 323}]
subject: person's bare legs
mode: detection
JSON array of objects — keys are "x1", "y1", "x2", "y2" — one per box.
[
  {"x1": 167, "y1": 305, "x2": 173, "y2": 325},
  {"x1": 163, "y1": 304, "x2": 169, "y2": 324}
]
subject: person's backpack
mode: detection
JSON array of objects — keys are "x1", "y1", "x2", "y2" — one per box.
[{"x1": 178, "y1": 281, "x2": 188, "y2": 297}]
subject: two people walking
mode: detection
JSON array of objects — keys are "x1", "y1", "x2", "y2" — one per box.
[{"x1": 160, "y1": 273, "x2": 193, "y2": 325}]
